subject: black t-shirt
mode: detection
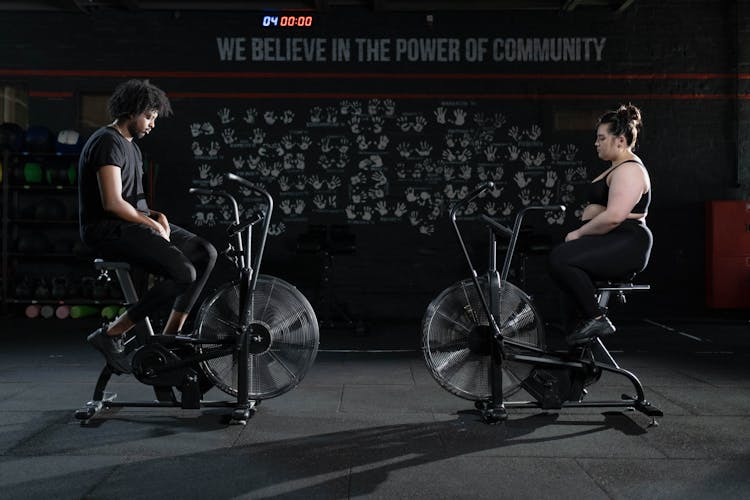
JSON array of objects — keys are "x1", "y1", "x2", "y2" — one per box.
[{"x1": 78, "y1": 126, "x2": 150, "y2": 234}]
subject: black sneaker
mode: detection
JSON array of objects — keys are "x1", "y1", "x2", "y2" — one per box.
[
  {"x1": 87, "y1": 326, "x2": 132, "y2": 374},
  {"x1": 565, "y1": 316, "x2": 615, "y2": 346}
]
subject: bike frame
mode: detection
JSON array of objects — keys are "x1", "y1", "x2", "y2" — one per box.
[
  {"x1": 78, "y1": 174, "x2": 274, "y2": 424},
  {"x1": 449, "y1": 182, "x2": 661, "y2": 424},
  {"x1": 185, "y1": 173, "x2": 274, "y2": 412}
]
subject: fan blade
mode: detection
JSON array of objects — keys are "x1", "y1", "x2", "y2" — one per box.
[
  {"x1": 429, "y1": 338, "x2": 471, "y2": 354},
  {"x1": 434, "y1": 348, "x2": 471, "y2": 380}
]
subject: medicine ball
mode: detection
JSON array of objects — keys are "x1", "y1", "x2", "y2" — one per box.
[
  {"x1": 23, "y1": 161, "x2": 43, "y2": 184},
  {"x1": 67, "y1": 161, "x2": 77, "y2": 184},
  {"x1": 55, "y1": 129, "x2": 82, "y2": 155},
  {"x1": 25, "y1": 125, "x2": 55, "y2": 154},
  {"x1": 0, "y1": 122, "x2": 25, "y2": 152}
]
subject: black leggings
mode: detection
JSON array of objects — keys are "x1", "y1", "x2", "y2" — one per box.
[
  {"x1": 548, "y1": 219, "x2": 652, "y2": 321},
  {"x1": 82, "y1": 221, "x2": 217, "y2": 323}
]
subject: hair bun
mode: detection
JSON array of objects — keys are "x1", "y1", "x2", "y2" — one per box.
[{"x1": 618, "y1": 103, "x2": 642, "y2": 129}]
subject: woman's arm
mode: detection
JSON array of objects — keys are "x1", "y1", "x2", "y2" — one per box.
[
  {"x1": 97, "y1": 165, "x2": 168, "y2": 240},
  {"x1": 566, "y1": 163, "x2": 647, "y2": 242}
]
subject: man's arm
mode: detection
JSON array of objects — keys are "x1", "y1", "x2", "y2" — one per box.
[{"x1": 97, "y1": 165, "x2": 168, "y2": 239}]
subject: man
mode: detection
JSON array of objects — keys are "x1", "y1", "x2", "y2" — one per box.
[{"x1": 78, "y1": 79, "x2": 217, "y2": 373}]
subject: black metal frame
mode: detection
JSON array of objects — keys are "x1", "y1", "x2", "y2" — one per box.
[
  {"x1": 75, "y1": 173, "x2": 273, "y2": 425},
  {"x1": 449, "y1": 182, "x2": 663, "y2": 425}
]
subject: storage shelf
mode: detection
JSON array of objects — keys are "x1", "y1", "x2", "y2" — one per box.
[
  {"x1": 8, "y1": 219, "x2": 78, "y2": 224},
  {"x1": 7, "y1": 252, "x2": 89, "y2": 258},
  {"x1": 7, "y1": 184, "x2": 76, "y2": 191},
  {"x1": 6, "y1": 298, "x2": 123, "y2": 305}
]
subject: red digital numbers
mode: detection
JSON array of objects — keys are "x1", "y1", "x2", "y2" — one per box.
[{"x1": 279, "y1": 16, "x2": 313, "y2": 27}]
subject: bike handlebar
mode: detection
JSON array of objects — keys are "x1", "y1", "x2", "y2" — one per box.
[
  {"x1": 479, "y1": 214, "x2": 513, "y2": 238},
  {"x1": 449, "y1": 181, "x2": 495, "y2": 223},
  {"x1": 223, "y1": 173, "x2": 273, "y2": 286},
  {"x1": 227, "y1": 211, "x2": 264, "y2": 237}
]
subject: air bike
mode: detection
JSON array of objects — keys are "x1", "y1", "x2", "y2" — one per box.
[
  {"x1": 75, "y1": 173, "x2": 319, "y2": 425},
  {"x1": 421, "y1": 182, "x2": 663, "y2": 425}
]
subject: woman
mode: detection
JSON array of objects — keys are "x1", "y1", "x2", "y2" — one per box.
[{"x1": 548, "y1": 103, "x2": 652, "y2": 346}]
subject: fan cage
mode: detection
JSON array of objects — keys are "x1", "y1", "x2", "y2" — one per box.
[
  {"x1": 421, "y1": 276, "x2": 545, "y2": 401},
  {"x1": 194, "y1": 274, "x2": 319, "y2": 400}
]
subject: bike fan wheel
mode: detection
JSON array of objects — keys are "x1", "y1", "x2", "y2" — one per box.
[
  {"x1": 421, "y1": 276, "x2": 545, "y2": 401},
  {"x1": 194, "y1": 275, "x2": 319, "y2": 399}
]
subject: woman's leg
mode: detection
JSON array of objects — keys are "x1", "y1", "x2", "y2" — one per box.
[
  {"x1": 548, "y1": 221, "x2": 652, "y2": 344},
  {"x1": 549, "y1": 222, "x2": 651, "y2": 319}
]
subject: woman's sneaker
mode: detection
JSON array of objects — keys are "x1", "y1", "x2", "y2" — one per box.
[
  {"x1": 565, "y1": 316, "x2": 615, "y2": 346},
  {"x1": 87, "y1": 326, "x2": 132, "y2": 374}
]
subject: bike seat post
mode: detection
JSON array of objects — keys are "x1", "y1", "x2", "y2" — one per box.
[
  {"x1": 93, "y1": 259, "x2": 154, "y2": 337},
  {"x1": 593, "y1": 281, "x2": 650, "y2": 365},
  {"x1": 488, "y1": 227, "x2": 497, "y2": 272}
]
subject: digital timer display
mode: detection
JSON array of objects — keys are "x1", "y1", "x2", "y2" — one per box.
[{"x1": 262, "y1": 15, "x2": 313, "y2": 28}]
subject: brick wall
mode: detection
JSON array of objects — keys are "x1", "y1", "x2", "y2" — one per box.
[{"x1": 0, "y1": 1, "x2": 745, "y2": 320}]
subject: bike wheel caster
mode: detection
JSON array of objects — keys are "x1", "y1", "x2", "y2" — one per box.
[
  {"x1": 74, "y1": 405, "x2": 98, "y2": 421},
  {"x1": 480, "y1": 404, "x2": 508, "y2": 425},
  {"x1": 230, "y1": 402, "x2": 256, "y2": 425},
  {"x1": 75, "y1": 392, "x2": 116, "y2": 423}
]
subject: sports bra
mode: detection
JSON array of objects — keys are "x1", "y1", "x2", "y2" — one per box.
[{"x1": 588, "y1": 159, "x2": 650, "y2": 214}]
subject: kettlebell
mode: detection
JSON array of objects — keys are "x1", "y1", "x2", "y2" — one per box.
[
  {"x1": 15, "y1": 276, "x2": 33, "y2": 299},
  {"x1": 52, "y1": 277, "x2": 67, "y2": 299},
  {"x1": 34, "y1": 279, "x2": 50, "y2": 300}
]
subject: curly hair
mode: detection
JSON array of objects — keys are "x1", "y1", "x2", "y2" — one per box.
[{"x1": 107, "y1": 79, "x2": 173, "y2": 120}]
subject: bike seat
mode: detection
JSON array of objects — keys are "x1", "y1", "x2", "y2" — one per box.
[
  {"x1": 594, "y1": 281, "x2": 650, "y2": 292},
  {"x1": 94, "y1": 259, "x2": 132, "y2": 272},
  {"x1": 595, "y1": 278, "x2": 650, "y2": 307}
]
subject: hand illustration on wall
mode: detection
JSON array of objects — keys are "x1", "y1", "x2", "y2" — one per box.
[{"x1": 187, "y1": 99, "x2": 590, "y2": 236}]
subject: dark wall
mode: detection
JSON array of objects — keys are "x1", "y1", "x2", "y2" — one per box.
[{"x1": 1, "y1": 1, "x2": 746, "y2": 321}]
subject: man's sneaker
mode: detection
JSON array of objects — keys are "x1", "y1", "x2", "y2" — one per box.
[
  {"x1": 565, "y1": 316, "x2": 616, "y2": 346},
  {"x1": 87, "y1": 326, "x2": 132, "y2": 374}
]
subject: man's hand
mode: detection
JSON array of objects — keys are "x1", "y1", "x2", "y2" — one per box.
[{"x1": 150, "y1": 211, "x2": 170, "y2": 240}]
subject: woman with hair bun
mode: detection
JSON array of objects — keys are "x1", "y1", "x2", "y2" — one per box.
[{"x1": 549, "y1": 103, "x2": 653, "y2": 346}]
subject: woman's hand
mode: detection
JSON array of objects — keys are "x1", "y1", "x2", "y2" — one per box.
[{"x1": 565, "y1": 229, "x2": 581, "y2": 242}]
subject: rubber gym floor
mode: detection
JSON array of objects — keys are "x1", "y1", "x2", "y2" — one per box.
[{"x1": 0, "y1": 314, "x2": 748, "y2": 500}]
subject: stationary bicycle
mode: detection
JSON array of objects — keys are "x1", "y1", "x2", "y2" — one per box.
[
  {"x1": 75, "y1": 173, "x2": 319, "y2": 425},
  {"x1": 421, "y1": 182, "x2": 663, "y2": 425}
]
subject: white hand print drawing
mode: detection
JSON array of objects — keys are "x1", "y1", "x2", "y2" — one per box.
[
  {"x1": 221, "y1": 129, "x2": 236, "y2": 145},
  {"x1": 452, "y1": 109, "x2": 466, "y2": 126},
  {"x1": 514, "y1": 172, "x2": 532, "y2": 188},
  {"x1": 198, "y1": 164, "x2": 212, "y2": 179},
  {"x1": 435, "y1": 107, "x2": 447, "y2": 124},
  {"x1": 544, "y1": 170, "x2": 558, "y2": 188},
  {"x1": 526, "y1": 125, "x2": 542, "y2": 141},
  {"x1": 217, "y1": 108, "x2": 233, "y2": 124},
  {"x1": 507, "y1": 126, "x2": 521, "y2": 142},
  {"x1": 565, "y1": 144, "x2": 579, "y2": 161},
  {"x1": 243, "y1": 109, "x2": 257, "y2": 124}
]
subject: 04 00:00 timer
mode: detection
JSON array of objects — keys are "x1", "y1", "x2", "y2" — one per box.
[{"x1": 262, "y1": 16, "x2": 313, "y2": 27}]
